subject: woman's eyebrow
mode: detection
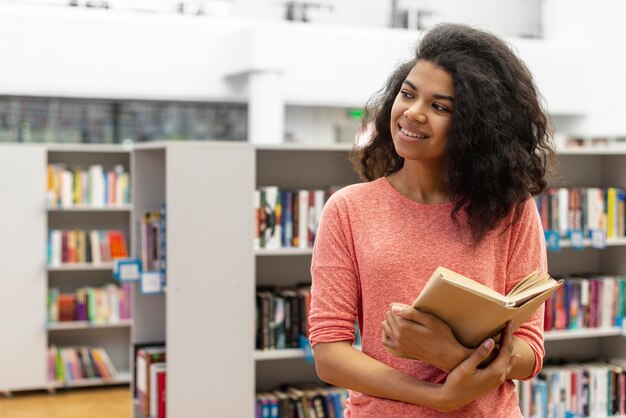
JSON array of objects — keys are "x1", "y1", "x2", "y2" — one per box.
[{"x1": 402, "y1": 80, "x2": 454, "y2": 102}]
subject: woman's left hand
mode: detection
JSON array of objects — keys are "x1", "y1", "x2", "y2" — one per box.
[{"x1": 382, "y1": 303, "x2": 472, "y2": 373}]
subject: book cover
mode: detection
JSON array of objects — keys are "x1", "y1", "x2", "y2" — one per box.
[
  {"x1": 149, "y1": 362, "x2": 166, "y2": 418},
  {"x1": 413, "y1": 266, "x2": 563, "y2": 347}
]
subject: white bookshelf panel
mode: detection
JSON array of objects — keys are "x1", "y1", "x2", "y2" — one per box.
[
  {"x1": 48, "y1": 371, "x2": 131, "y2": 389},
  {"x1": 47, "y1": 320, "x2": 134, "y2": 331},
  {"x1": 255, "y1": 349, "x2": 305, "y2": 361},
  {"x1": 0, "y1": 145, "x2": 48, "y2": 392},
  {"x1": 545, "y1": 327, "x2": 623, "y2": 341}
]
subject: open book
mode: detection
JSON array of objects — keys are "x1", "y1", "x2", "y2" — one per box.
[{"x1": 413, "y1": 266, "x2": 563, "y2": 348}]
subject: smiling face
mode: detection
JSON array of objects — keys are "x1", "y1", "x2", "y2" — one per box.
[{"x1": 390, "y1": 60, "x2": 455, "y2": 169}]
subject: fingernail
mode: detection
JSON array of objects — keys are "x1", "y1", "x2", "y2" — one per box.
[
  {"x1": 483, "y1": 338, "x2": 495, "y2": 349},
  {"x1": 391, "y1": 305, "x2": 403, "y2": 314}
]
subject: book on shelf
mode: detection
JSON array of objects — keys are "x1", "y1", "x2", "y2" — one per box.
[
  {"x1": 149, "y1": 362, "x2": 167, "y2": 418},
  {"x1": 47, "y1": 282, "x2": 132, "y2": 324},
  {"x1": 255, "y1": 186, "x2": 328, "y2": 250},
  {"x1": 135, "y1": 345, "x2": 166, "y2": 416},
  {"x1": 255, "y1": 385, "x2": 348, "y2": 418},
  {"x1": 534, "y1": 186, "x2": 626, "y2": 242},
  {"x1": 48, "y1": 345, "x2": 118, "y2": 383},
  {"x1": 46, "y1": 163, "x2": 130, "y2": 208},
  {"x1": 140, "y1": 208, "x2": 166, "y2": 276},
  {"x1": 521, "y1": 360, "x2": 626, "y2": 417},
  {"x1": 413, "y1": 266, "x2": 563, "y2": 348},
  {"x1": 132, "y1": 342, "x2": 165, "y2": 399},
  {"x1": 47, "y1": 229, "x2": 129, "y2": 266},
  {"x1": 544, "y1": 275, "x2": 626, "y2": 332},
  {"x1": 256, "y1": 284, "x2": 311, "y2": 351}
]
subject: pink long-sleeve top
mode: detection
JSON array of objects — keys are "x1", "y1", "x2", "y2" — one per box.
[{"x1": 309, "y1": 177, "x2": 548, "y2": 418}]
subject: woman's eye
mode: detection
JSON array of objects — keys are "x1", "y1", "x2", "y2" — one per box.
[
  {"x1": 400, "y1": 90, "x2": 413, "y2": 99},
  {"x1": 433, "y1": 103, "x2": 450, "y2": 112}
]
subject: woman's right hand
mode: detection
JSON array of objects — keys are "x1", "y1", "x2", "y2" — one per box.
[{"x1": 433, "y1": 321, "x2": 520, "y2": 412}]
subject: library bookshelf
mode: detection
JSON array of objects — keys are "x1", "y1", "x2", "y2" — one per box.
[
  {"x1": 0, "y1": 143, "x2": 133, "y2": 393},
  {"x1": 541, "y1": 150, "x2": 626, "y2": 361},
  {"x1": 46, "y1": 144, "x2": 133, "y2": 389},
  {"x1": 131, "y1": 141, "x2": 254, "y2": 418},
  {"x1": 130, "y1": 141, "x2": 359, "y2": 417}
]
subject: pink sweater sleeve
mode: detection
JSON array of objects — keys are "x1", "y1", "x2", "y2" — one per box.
[
  {"x1": 308, "y1": 194, "x2": 359, "y2": 348},
  {"x1": 506, "y1": 198, "x2": 549, "y2": 379}
]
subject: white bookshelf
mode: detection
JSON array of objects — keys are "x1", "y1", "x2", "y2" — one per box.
[
  {"x1": 131, "y1": 141, "x2": 254, "y2": 418},
  {"x1": 543, "y1": 151, "x2": 626, "y2": 362},
  {"x1": 128, "y1": 141, "x2": 359, "y2": 415},
  {"x1": 254, "y1": 144, "x2": 360, "y2": 395},
  {"x1": 45, "y1": 144, "x2": 133, "y2": 390},
  {"x1": 0, "y1": 144, "x2": 133, "y2": 393}
]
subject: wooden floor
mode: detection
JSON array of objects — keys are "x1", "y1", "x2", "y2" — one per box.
[{"x1": 0, "y1": 386, "x2": 131, "y2": 418}]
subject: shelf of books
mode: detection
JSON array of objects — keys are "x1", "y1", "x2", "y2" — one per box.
[
  {"x1": 45, "y1": 144, "x2": 134, "y2": 391},
  {"x1": 131, "y1": 141, "x2": 254, "y2": 418},
  {"x1": 526, "y1": 151, "x2": 626, "y2": 417},
  {"x1": 254, "y1": 144, "x2": 360, "y2": 415}
]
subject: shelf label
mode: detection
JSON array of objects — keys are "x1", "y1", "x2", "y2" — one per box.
[
  {"x1": 299, "y1": 335, "x2": 314, "y2": 364},
  {"x1": 113, "y1": 258, "x2": 141, "y2": 282},
  {"x1": 590, "y1": 229, "x2": 606, "y2": 249},
  {"x1": 545, "y1": 230, "x2": 560, "y2": 252},
  {"x1": 140, "y1": 271, "x2": 163, "y2": 294},
  {"x1": 568, "y1": 229, "x2": 584, "y2": 250}
]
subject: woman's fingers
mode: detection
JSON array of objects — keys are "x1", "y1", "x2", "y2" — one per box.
[{"x1": 457, "y1": 338, "x2": 496, "y2": 375}]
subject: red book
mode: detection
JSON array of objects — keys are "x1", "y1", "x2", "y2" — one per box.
[
  {"x1": 157, "y1": 370, "x2": 166, "y2": 418},
  {"x1": 543, "y1": 295, "x2": 553, "y2": 331}
]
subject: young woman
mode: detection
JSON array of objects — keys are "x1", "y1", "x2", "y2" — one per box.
[{"x1": 308, "y1": 23, "x2": 554, "y2": 417}]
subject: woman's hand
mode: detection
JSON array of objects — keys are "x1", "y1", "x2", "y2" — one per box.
[
  {"x1": 434, "y1": 321, "x2": 520, "y2": 412},
  {"x1": 382, "y1": 303, "x2": 472, "y2": 372}
]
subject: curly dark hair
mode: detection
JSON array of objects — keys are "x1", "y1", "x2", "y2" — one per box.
[{"x1": 352, "y1": 23, "x2": 556, "y2": 243}]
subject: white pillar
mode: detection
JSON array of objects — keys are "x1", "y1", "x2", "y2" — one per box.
[{"x1": 247, "y1": 70, "x2": 285, "y2": 145}]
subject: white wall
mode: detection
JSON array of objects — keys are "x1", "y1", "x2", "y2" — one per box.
[
  {"x1": 542, "y1": 0, "x2": 626, "y2": 136},
  {"x1": 0, "y1": 4, "x2": 250, "y2": 102}
]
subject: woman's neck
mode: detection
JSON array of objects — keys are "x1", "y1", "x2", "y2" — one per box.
[{"x1": 387, "y1": 165, "x2": 448, "y2": 205}]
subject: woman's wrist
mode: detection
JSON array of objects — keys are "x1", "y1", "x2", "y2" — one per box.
[{"x1": 441, "y1": 345, "x2": 473, "y2": 373}]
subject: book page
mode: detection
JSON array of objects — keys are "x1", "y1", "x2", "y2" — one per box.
[
  {"x1": 509, "y1": 277, "x2": 562, "y2": 307},
  {"x1": 436, "y1": 267, "x2": 508, "y2": 305},
  {"x1": 507, "y1": 270, "x2": 550, "y2": 297}
]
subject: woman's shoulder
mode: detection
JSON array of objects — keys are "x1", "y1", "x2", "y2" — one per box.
[{"x1": 326, "y1": 177, "x2": 388, "y2": 205}]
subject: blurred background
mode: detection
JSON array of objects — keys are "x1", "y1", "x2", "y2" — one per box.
[{"x1": 0, "y1": 0, "x2": 623, "y2": 146}]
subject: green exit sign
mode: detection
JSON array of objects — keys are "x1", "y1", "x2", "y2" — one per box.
[{"x1": 347, "y1": 108, "x2": 364, "y2": 120}]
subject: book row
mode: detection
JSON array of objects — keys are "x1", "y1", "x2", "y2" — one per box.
[
  {"x1": 47, "y1": 346, "x2": 118, "y2": 383},
  {"x1": 47, "y1": 229, "x2": 129, "y2": 266},
  {"x1": 46, "y1": 163, "x2": 130, "y2": 208},
  {"x1": 256, "y1": 285, "x2": 311, "y2": 351},
  {"x1": 256, "y1": 385, "x2": 348, "y2": 418},
  {"x1": 255, "y1": 186, "x2": 341, "y2": 250},
  {"x1": 534, "y1": 187, "x2": 626, "y2": 239},
  {"x1": 135, "y1": 344, "x2": 166, "y2": 418},
  {"x1": 518, "y1": 360, "x2": 626, "y2": 418},
  {"x1": 140, "y1": 206, "x2": 166, "y2": 274},
  {"x1": 545, "y1": 276, "x2": 625, "y2": 332},
  {"x1": 47, "y1": 283, "x2": 132, "y2": 324}
]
